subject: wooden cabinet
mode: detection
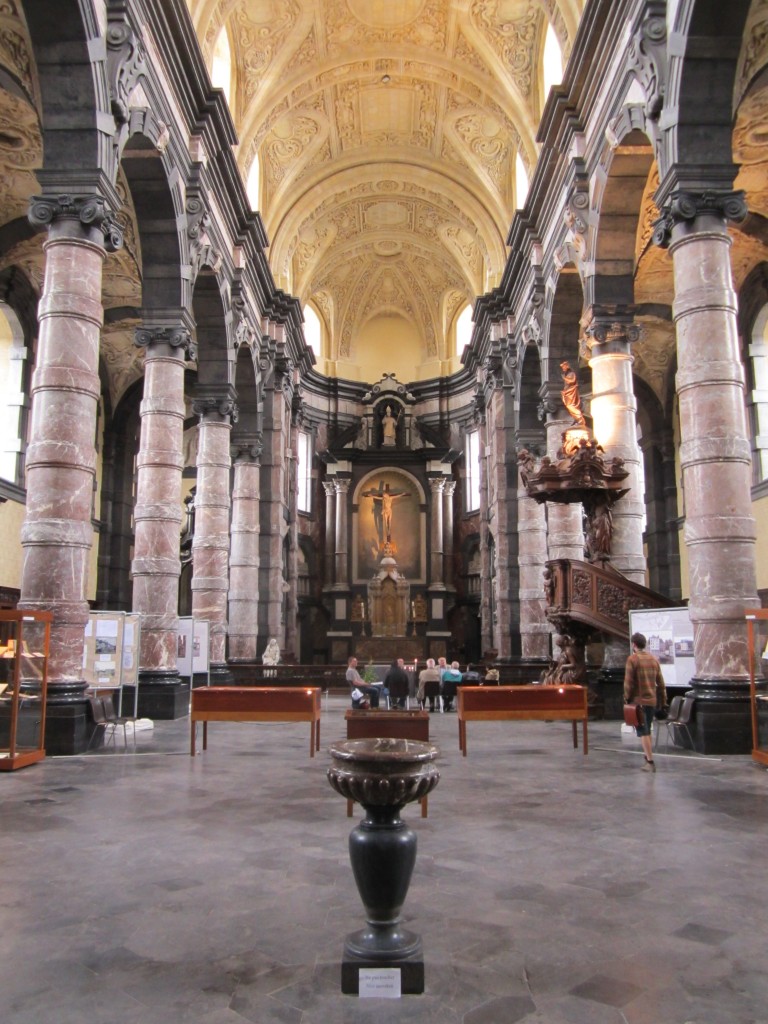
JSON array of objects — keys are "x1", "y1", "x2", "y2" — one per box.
[{"x1": 0, "y1": 610, "x2": 53, "y2": 771}]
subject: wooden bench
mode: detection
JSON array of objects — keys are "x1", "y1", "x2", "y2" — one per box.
[
  {"x1": 457, "y1": 685, "x2": 589, "y2": 756},
  {"x1": 344, "y1": 708, "x2": 431, "y2": 817},
  {"x1": 190, "y1": 686, "x2": 321, "y2": 757}
]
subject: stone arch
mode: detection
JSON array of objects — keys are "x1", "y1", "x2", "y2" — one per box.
[
  {"x1": 591, "y1": 125, "x2": 656, "y2": 309},
  {"x1": 518, "y1": 340, "x2": 543, "y2": 435},
  {"x1": 193, "y1": 271, "x2": 232, "y2": 390},
  {"x1": 23, "y1": 0, "x2": 114, "y2": 180},
  {"x1": 543, "y1": 266, "x2": 584, "y2": 390},
  {"x1": 662, "y1": 0, "x2": 753, "y2": 181}
]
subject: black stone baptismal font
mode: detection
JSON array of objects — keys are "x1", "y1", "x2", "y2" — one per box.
[{"x1": 327, "y1": 737, "x2": 440, "y2": 995}]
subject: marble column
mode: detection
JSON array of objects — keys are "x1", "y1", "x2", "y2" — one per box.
[
  {"x1": 517, "y1": 460, "x2": 550, "y2": 661},
  {"x1": 585, "y1": 316, "x2": 646, "y2": 583},
  {"x1": 442, "y1": 479, "x2": 456, "y2": 590},
  {"x1": 428, "y1": 477, "x2": 445, "y2": 588},
  {"x1": 544, "y1": 414, "x2": 584, "y2": 562},
  {"x1": 132, "y1": 321, "x2": 192, "y2": 719},
  {"x1": 191, "y1": 390, "x2": 236, "y2": 682},
  {"x1": 656, "y1": 189, "x2": 760, "y2": 752},
  {"x1": 20, "y1": 194, "x2": 121, "y2": 754},
  {"x1": 334, "y1": 478, "x2": 351, "y2": 588},
  {"x1": 228, "y1": 437, "x2": 262, "y2": 663},
  {"x1": 322, "y1": 480, "x2": 336, "y2": 585}
]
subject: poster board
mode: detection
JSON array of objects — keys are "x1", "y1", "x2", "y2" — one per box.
[
  {"x1": 628, "y1": 606, "x2": 695, "y2": 690},
  {"x1": 177, "y1": 617, "x2": 210, "y2": 684},
  {"x1": 83, "y1": 612, "x2": 124, "y2": 689}
]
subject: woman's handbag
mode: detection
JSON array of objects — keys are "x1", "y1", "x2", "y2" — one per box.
[{"x1": 623, "y1": 703, "x2": 645, "y2": 727}]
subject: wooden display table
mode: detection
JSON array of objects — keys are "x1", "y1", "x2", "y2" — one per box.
[
  {"x1": 457, "y1": 684, "x2": 589, "y2": 756},
  {"x1": 344, "y1": 708, "x2": 431, "y2": 817},
  {"x1": 191, "y1": 686, "x2": 321, "y2": 757}
]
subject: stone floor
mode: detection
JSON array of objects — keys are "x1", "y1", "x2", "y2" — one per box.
[{"x1": 2, "y1": 697, "x2": 767, "y2": 1024}]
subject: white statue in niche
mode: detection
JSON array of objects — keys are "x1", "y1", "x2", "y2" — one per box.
[
  {"x1": 262, "y1": 637, "x2": 280, "y2": 677},
  {"x1": 380, "y1": 405, "x2": 400, "y2": 447}
]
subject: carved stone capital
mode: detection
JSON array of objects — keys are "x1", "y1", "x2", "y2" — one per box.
[
  {"x1": 134, "y1": 325, "x2": 196, "y2": 360},
  {"x1": 187, "y1": 191, "x2": 222, "y2": 277},
  {"x1": 652, "y1": 190, "x2": 748, "y2": 248},
  {"x1": 193, "y1": 395, "x2": 239, "y2": 423},
  {"x1": 231, "y1": 436, "x2": 262, "y2": 462},
  {"x1": 28, "y1": 194, "x2": 123, "y2": 252},
  {"x1": 585, "y1": 319, "x2": 641, "y2": 354}
]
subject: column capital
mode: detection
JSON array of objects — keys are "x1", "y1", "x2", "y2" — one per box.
[
  {"x1": 193, "y1": 388, "x2": 239, "y2": 424},
  {"x1": 334, "y1": 477, "x2": 351, "y2": 496},
  {"x1": 28, "y1": 193, "x2": 123, "y2": 252},
  {"x1": 322, "y1": 480, "x2": 336, "y2": 498},
  {"x1": 231, "y1": 434, "x2": 262, "y2": 462},
  {"x1": 652, "y1": 189, "x2": 748, "y2": 248},
  {"x1": 584, "y1": 316, "x2": 640, "y2": 356},
  {"x1": 428, "y1": 476, "x2": 446, "y2": 495},
  {"x1": 443, "y1": 479, "x2": 457, "y2": 497},
  {"x1": 135, "y1": 325, "x2": 196, "y2": 360}
]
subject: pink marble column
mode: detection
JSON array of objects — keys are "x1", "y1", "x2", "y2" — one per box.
[
  {"x1": 428, "y1": 477, "x2": 445, "y2": 587},
  {"x1": 517, "y1": 461, "x2": 550, "y2": 660},
  {"x1": 228, "y1": 438, "x2": 262, "y2": 662},
  {"x1": 21, "y1": 196, "x2": 119, "y2": 737},
  {"x1": 662, "y1": 193, "x2": 759, "y2": 683},
  {"x1": 334, "y1": 478, "x2": 351, "y2": 587},
  {"x1": 132, "y1": 323, "x2": 191, "y2": 712},
  {"x1": 442, "y1": 479, "x2": 456, "y2": 589},
  {"x1": 586, "y1": 317, "x2": 646, "y2": 583},
  {"x1": 191, "y1": 392, "x2": 236, "y2": 680},
  {"x1": 322, "y1": 480, "x2": 336, "y2": 585}
]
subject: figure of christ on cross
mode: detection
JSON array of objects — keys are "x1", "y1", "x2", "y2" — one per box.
[{"x1": 361, "y1": 481, "x2": 410, "y2": 546}]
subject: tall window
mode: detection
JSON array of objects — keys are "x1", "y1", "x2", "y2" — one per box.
[
  {"x1": 748, "y1": 303, "x2": 768, "y2": 483},
  {"x1": 0, "y1": 304, "x2": 28, "y2": 486},
  {"x1": 303, "y1": 304, "x2": 322, "y2": 354},
  {"x1": 455, "y1": 304, "x2": 474, "y2": 358},
  {"x1": 211, "y1": 27, "x2": 232, "y2": 106},
  {"x1": 297, "y1": 429, "x2": 313, "y2": 513},
  {"x1": 465, "y1": 429, "x2": 481, "y2": 512},
  {"x1": 515, "y1": 152, "x2": 529, "y2": 209},
  {"x1": 542, "y1": 22, "x2": 563, "y2": 100}
]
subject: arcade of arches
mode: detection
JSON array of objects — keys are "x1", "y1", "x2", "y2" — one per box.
[{"x1": 1, "y1": 0, "x2": 768, "y2": 755}]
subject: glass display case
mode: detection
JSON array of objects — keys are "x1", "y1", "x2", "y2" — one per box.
[
  {"x1": 0, "y1": 610, "x2": 53, "y2": 771},
  {"x1": 745, "y1": 609, "x2": 768, "y2": 767}
]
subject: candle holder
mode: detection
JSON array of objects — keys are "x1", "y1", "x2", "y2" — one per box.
[{"x1": 327, "y1": 737, "x2": 440, "y2": 994}]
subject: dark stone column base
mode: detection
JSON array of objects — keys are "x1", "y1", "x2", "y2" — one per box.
[
  {"x1": 209, "y1": 663, "x2": 234, "y2": 686},
  {"x1": 595, "y1": 668, "x2": 626, "y2": 721},
  {"x1": 686, "y1": 679, "x2": 762, "y2": 755},
  {"x1": 341, "y1": 947, "x2": 425, "y2": 995},
  {"x1": 136, "y1": 673, "x2": 190, "y2": 719},
  {"x1": 0, "y1": 696, "x2": 97, "y2": 756}
]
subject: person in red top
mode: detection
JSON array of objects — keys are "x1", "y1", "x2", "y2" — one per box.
[{"x1": 624, "y1": 632, "x2": 667, "y2": 772}]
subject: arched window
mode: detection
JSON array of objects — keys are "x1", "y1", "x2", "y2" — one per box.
[
  {"x1": 303, "y1": 304, "x2": 322, "y2": 355},
  {"x1": 542, "y1": 22, "x2": 563, "y2": 101},
  {"x1": 747, "y1": 303, "x2": 768, "y2": 483},
  {"x1": 455, "y1": 303, "x2": 474, "y2": 359},
  {"x1": 0, "y1": 303, "x2": 29, "y2": 486},
  {"x1": 465, "y1": 428, "x2": 481, "y2": 512},
  {"x1": 211, "y1": 26, "x2": 232, "y2": 107},
  {"x1": 515, "y1": 152, "x2": 529, "y2": 209}
]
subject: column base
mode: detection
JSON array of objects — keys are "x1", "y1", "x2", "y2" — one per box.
[
  {"x1": 0, "y1": 697, "x2": 94, "y2": 756},
  {"x1": 208, "y1": 663, "x2": 234, "y2": 686},
  {"x1": 685, "y1": 679, "x2": 764, "y2": 755},
  {"x1": 137, "y1": 672, "x2": 190, "y2": 719},
  {"x1": 341, "y1": 942, "x2": 425, "y2": 995}
]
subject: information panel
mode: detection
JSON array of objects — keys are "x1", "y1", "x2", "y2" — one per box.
[{"x1": 628, "y1": 606, "x2": 695, "y2": 690}]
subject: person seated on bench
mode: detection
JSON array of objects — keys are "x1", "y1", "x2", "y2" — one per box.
[
  {"x1": 346, "y1": 656, "x2": 380, "y2": 709},
  {"x1": 417, "y1": 658, "x2": 441, "y2": 712},
  {"x1": 383, "y1": 657, "x2": 409, "y2": 709},
  {"x1": 441, "y1": 660, "x2": 463, "y2": 712}
]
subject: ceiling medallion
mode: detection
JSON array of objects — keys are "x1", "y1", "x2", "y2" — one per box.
[
  {"x1": 374, "y1": 240, "x2": 403, "y2": 257},
  {"x1": 347, "y1": 0, "x2": 426, "y2": 29}
]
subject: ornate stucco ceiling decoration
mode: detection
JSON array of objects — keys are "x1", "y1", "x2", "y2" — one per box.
[{"x1": 189, "y1": 0, "x2": 582, "y2": 380}]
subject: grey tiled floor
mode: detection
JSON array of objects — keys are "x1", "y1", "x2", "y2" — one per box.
[{"x1": 2, "y1": 698, "x2": 767, "y2": 1023}]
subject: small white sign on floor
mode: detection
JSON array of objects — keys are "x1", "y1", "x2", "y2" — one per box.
[{"x1": 358, "y1": 968, "x2": 401, "y2": 999}]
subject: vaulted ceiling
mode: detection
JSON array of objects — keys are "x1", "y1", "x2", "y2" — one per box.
[{"x1": 190, "y1": 1, "x2": 585, "y2": 380}]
